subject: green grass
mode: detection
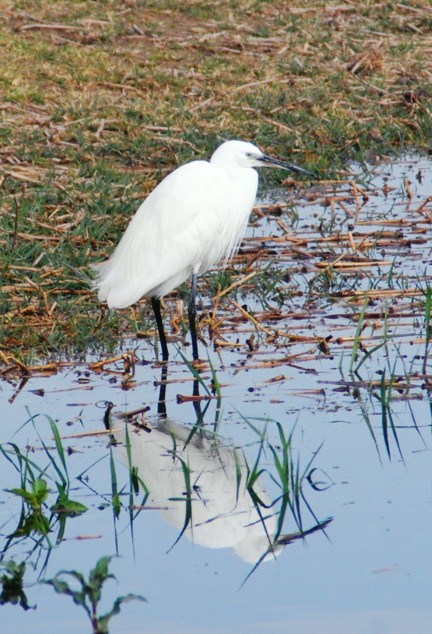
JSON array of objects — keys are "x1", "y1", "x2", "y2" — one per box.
[{"x1": 1, "y1": 0, "x2": 432, "y2": 359}]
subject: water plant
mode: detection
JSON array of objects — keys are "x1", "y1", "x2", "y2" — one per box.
[
  {"x1": 0, "y1": 560, "x2": 33, "y2": 611},
  {"x1": 0, "y1": 415, "x2": 87, "y2": 557},
  {"x1": 377, "y1": 368, "x2": 403, "y2": 461},
  {"x1": 422, "y1": 285, "x2": 432, "y2": 378},
  {"x1": 43, "y1": 556, "x2": 145, "y2": 634}
]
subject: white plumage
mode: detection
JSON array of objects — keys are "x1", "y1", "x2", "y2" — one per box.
[
  {"x1": 95, "y1": 140, "x2": 261, "y2": 308},
  {"x1": 93, "y1": 139, "x2": 311, "y2": 358}
]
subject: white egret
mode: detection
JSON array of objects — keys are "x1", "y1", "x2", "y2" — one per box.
[{"x1": 93, "y1": 140, "x2": 312, "y2": 360}]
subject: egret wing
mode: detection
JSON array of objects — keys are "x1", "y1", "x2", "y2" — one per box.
[{"x1": 95, "y1": 160, "x2": 255, "y2": 308}]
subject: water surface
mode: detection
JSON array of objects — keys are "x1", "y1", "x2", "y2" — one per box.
[{"x1": 1, "y1": 156, "x2": 432, "y2": 633}]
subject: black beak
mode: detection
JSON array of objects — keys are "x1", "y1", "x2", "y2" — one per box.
[{"x1": 259, "y1": 154, "x2": 314, "y2": 177}]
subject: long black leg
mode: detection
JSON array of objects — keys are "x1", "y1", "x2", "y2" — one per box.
[
  {"x1": 157, "y1": 364, "x2": 168, "y2": 418},
  {"x1": 188, "y1": 273, "x2": 199, "y2": 361},
  {"x1": 192, "y1": 376, "x2": 201, "y2": 420},
  {"x1": 151, "y1": 297, "x2": 169, "y2": 361}
]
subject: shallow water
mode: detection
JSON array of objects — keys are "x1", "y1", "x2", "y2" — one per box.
[{"x1": 1, "y1": 155, "x2": 432, "y2": 633}]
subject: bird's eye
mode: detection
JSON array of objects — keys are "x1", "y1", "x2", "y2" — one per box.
[{"x1": 246, "y1": 152, "x2": 252, "y2": 158}]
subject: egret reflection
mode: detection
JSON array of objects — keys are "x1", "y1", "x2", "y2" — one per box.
[
  {"x1": 113, "y1": 416, "x2": 281, "y2": 563},
  {"x1": 111, "y1": 374, "x2": 329, "y2": 566}
]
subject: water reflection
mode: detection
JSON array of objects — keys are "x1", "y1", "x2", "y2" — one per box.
[
  {"x1": 112, "y1": 367, "x2": 330, "y2": 567},
  {"x1": 114, "y1": 416, "x2": 281, "y2": 563}
]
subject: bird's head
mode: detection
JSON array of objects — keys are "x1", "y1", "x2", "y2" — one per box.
[{"x1": 210, "y1": 140, "x2": 313, "y2": 176}]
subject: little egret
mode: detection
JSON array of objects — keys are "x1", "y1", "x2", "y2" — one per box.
[{"x1": 93, "y1": 140, "x2": 312, "y2": 360}]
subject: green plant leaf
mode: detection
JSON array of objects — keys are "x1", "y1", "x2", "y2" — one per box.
[{"x1": 0, "y1": 560, "x2": 34, "y2": 611}]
